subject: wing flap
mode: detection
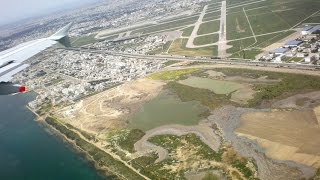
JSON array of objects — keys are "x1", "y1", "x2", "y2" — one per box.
[
  {"x1": 0, "y1": 23, "x2": 72, "y2": 87},
  {"x1": 0, "y1": 63, "x2": 29, "y2": 82},
  {"x1": 0, "y1": 39, "x2": 58, "y2": 64}
]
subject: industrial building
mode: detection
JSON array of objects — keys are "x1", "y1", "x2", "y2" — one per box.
[
  {"x1": 302, "y1": 25, "x2": 320, "y2": 35},
  {"x1": 284, "y1": 40, "x2": 304, "y2": 48},
  {"x1": 270, "y1": 48, "x2": 289, "y2": 55}
]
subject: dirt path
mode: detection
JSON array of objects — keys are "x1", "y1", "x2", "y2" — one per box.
[{"x1": 134, "y1": 122, "x2": 221, "y2": 162}]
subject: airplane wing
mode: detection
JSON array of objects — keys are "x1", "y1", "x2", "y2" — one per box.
[{"x1": 0, "y1": 23, "x2": 72, "y2": 95}]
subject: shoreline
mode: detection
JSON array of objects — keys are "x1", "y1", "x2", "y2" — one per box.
[
  {"x1": 39, "y1": 120, "x2": 111, "y2": 179},
  {"x1": 39, "y1": 120, "x2": 117, "y2": 179},
  {"x1": 26, "y1": 101, "x2": 119, "y2": 179},
  {"x1": 42, "y1": 116, "x2": 147, "y2": 180},
  {"x1": 26, "y1": 105, "x2": 40, "y2": 119}
]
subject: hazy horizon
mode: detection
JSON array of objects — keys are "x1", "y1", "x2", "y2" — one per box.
[{"x1": 0, "y1": 0, "x2": 101, "y2": 25}]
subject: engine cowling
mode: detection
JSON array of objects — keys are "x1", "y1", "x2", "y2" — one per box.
[{"x1": 0, "y1": 82, "x2": 26, "y2": 95}]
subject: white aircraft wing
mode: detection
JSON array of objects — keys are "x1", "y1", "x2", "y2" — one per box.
[{"x1": 0, "y1": 23, "x2": 72, "y2": 95}]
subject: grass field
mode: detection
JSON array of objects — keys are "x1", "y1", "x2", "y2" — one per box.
[
  {"x1": 254, "y1": 30, "x2": 295, "y2": 48},
  {"x1": 229, "y1": 49, "x2": 262, "y2": 59},
  {"x1": 282, "y1": 57, "x2": 303, "y2": 63},
  {"x1": 163, "y1": 60, "x2": 180, "y2": 67},
  {"x1": 227, "y1": 30, "x2": 296, "y2": 59},
  {"x1": 303, "y1": 16, "x2": 320, "y2": 25},
  {"x1": 226, "y1": 11, "x2": 252, "y2": 40},
  {"x1": 71, "y1": 34, "x2": 98, "y2": 47},
  {"x1": 228, "y1": 0, "x2": 320, "y2": 38},
  {"x1": 179, "y1": 77, "x2": 243, "y2": 94},
  {"x1": 182, "y1": 26, "x2": 194, "y2": 36},
  {"x1": 148, "y1": 68, "x2": 199, "y2": 81},
  {"x1": 248, "y1": 12, "x2": 291, "y2": 35},
  {"x1": 108, "y1": 129, "x2": 145, "y2": 153},
  {"x1": 197, "y1": 20, "x2": 220, "y2": 35},
  {"x1": 213, "y1": 68, "x2": 320, "y2": 107},
  {"x1": 168, "y1": 38, "x2": 218, "y2": 56},
  {"x1": 167, "y1": 81, "x2": 235, "y2": 109},
  {"x1": 194, "y1": 34, "x2": 219, "y2": 45},
  {"x1": 203, "y1": 11, "x2": 221, "y2": 21},
  {"x1": 226, "y1": 37, "x2": 256, "y2": 53}
]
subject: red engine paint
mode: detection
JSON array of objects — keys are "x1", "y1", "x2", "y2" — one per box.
[{"x1": 19, "y1": 86, "x2": 26, "y2": 93}]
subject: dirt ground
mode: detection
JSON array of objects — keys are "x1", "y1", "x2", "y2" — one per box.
[
  {"x1": 133, "y1": 121, "x2": 221, "y2": 163},
  {"x1": 272, "y1": 91, "x2": 320, "y2": 110},
  {"x1": 185, "y1": 170, "x2": 227, "y2": 180},
  {"x1": 237, "y1": 108, "x2": 320, "y2": 168},
  {"x1": 56, "y1": 78, "x2": 164, "y2": 134},
  {"x1": 208, "y1": 106, "x2": 313, "y2": 180}
]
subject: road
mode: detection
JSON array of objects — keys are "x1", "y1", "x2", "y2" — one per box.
[
  {"x1": 218, "y1": 1, "x2": 227, "y2": 57},
  {"x1": 61, "y1": 47, "x2": 320, "y2": 71}
]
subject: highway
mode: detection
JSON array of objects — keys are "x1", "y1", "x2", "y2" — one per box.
[{"x1": 60, "y1": 47, "x2": 320, "y2": 71}]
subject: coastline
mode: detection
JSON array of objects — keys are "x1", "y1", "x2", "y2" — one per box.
[
  {"x1": 26, "y1": 105, "x2": 40, "y2": 119},
  {"x1": 23, "y1": 89, "x2": 147, "y2": 179},
  {"x1": 25, "y1": 100, "x2": 117, "y2": 179},
  {"x1": 40, "y1": 116, "x2": 147, "y2": 180},
  {"x1": 39, "y1": 120, "x2": 116, "y2": 180}
]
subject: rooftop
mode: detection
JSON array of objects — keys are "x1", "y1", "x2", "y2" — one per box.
[
  {"x1": 285, "y1": 40, "x2": 303, "y2": 46},
  {"x1": 309, "y1": 25, "x2": 320, "y2": 34},
  {"x1": 270, "y1": 48, "x2": 289, "y2": 54},
  {"x1": 303, "y1": 26, "x2": 313, "y2": 31},
  {"x1": 304, "y1": 25, "x2": 320, "y2": 34}
]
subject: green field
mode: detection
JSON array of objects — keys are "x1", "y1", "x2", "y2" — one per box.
[
  {"x1": 226, "y1": 11, "x2": 252, "y2": 40},
  {"x1": 198, "y1": 20, "x2": 220, "y2": 35},
  {"x1": 282, "y1": 57, "x2": 303, "y2": 63},
  {"x1": 179, "y1": 77, "x2": 243, "y2": 94},
  {"x1": 168, "y1": 38, "x2": 218, "y2": 56},
  {"x1": 227, "y1": 30, "x2": 296, "y2": 59},
  {"x1": 303, "y1": 15, "x2": 320, "y2": 25},
  {"x1": 203, "y1": 11, "x2": 221, "y2": 22},
  {"x1": 248, "y1": 11, "x2": 291, "y2": 35},
  {"x1": 227, "y1": 0, "x2": 320, "y2": 38},
  {"x1": 71, "y1": 34, "x2": 98, "y2": 47},
  {"x1": 107, "y1": 129, "x2": 145, "y2": 153},
  {"x1": 194, "y1": 34, "x2": 219, "y2": 45},
  {"x1": 163, "y1": 60, "x2": 180, "y2": 67},
  {"x1": 166, "y1": 81, "x2": 235, "y2": 109},
  {"x1": 212, "y1": 68, "x2": 320, "y2": 107},
  {"x1": 148, "y1": 68, "x2": 199, "y2": 81},
  {"x1": 128, "y1": 91, "x2": 209, "y2": 131},
  {"x1": 227, "y1": 38, "x2": 256, "y2": 53},
  {"x1": 254, "y1": 31, "x2": 295, "y2": 48},
  {"x1": 182, "y1": 26, "x2": 194, "y2": 36}
]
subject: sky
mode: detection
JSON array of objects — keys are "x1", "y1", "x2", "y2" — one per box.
[{"x1": 0, "y1": 0, "x2": 99, "y2": 25}]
